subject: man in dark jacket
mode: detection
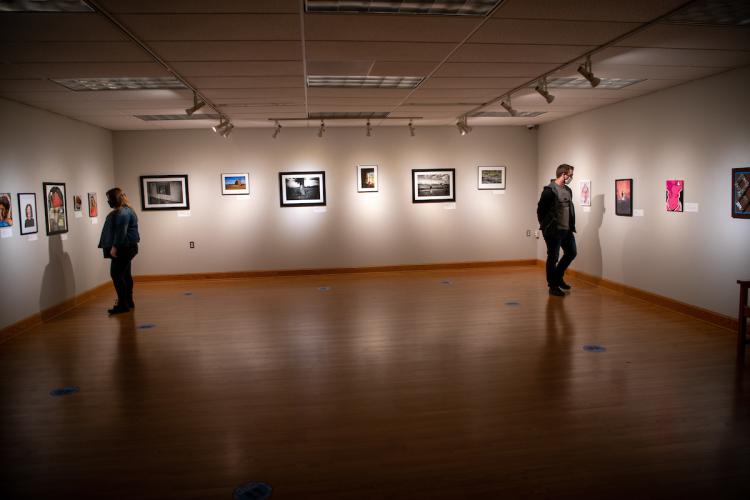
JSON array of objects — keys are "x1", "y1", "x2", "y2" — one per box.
[{"x1": 537, "y1": 164, "x2": 577, "y2": 296}]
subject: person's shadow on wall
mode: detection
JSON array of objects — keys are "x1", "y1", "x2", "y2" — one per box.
[
  {"x1": 581, "y1": 194, "x2": 605, "y2": 278},
  {"x1": 39, "y1": 235, "x2": 76, "y2": 314}
]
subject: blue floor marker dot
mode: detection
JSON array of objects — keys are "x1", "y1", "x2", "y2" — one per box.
[
  {"x1": 441, "y1": 280, "x2": 453, "y2": 285},
  {"x1": 233, "y1": 481, "x2": 272, "y2": 500},
  {"x1": 137, "y1": 323, "x2": 156, "y2": 330},
  {"x1": 583, "y1": 345, "x2": 607, "y2": 353},
  {"x1": 184, "y1": 292, "x2": 193, "y2": 296},
  {"x1": 318, "y1": 286, "x2": 331, "y2": 292},
  {"x1": 50, "y1": 386, "x2": 80, "y2": 397},
  {"x1": 504, "y1": 300, "x2": 521, "y2": 307}
]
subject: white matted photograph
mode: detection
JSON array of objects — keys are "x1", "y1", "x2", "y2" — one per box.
[
  {"x1": 579, "y1": 180, "x2": 591, "y2": 206},
  {"x1": 221, "y1": 173, "x2": 250, "y2": 195},
  {"x1": 412, "y1": 168, "x2": 455, "y2": 203},
  {"x1": 18, "y1": 192, "x2": 38, "y2": 235},
  {"x1": 477, "y1": 166, "x2": 506, "y2": 190},
  {"x1": 279, "y1": 171, "x2": 326, "y2": 207},
  {"x1": 140, "y1": 175, "x2": 190, "y2": 210},
  {"x1": 357, "y1": 165, "x2": 378, "y2": 192}
]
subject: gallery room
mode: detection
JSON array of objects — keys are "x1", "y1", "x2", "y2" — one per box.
[{"x1": 1, "y1": 1, "x2": 749, "y2": 499}]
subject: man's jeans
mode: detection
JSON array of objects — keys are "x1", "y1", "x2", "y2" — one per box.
[{"x1": 544, "y1": 229, "x2": 577, "y2": 288}]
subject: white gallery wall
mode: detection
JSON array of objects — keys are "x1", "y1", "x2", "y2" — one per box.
[
  {"x1": 0, "y1": 98, "x2": 114, "y2": 330},
  {"x1": 537, "y1": 66, "x2": 750, "y2": 318},
  {"x1": 113, "y1": 126, "x2": 539, "y2": 275}
]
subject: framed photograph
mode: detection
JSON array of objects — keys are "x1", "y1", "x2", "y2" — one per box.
[
  {"x1": 579, "y1": 180, "x2": 591, "y2": 206},
  {"x1": 88, "y1": 192, "x2": 98, "y2": 217},
  {"x1": 43, "y1": 182, "x2": 68, "y2": 235},
  {"x1": 357, "y1": 165, "x2": 378, "y2": 192},
  {"x1": 279, "y1": 171, "x2": 326, "y2": 207},
  {"x1": 732, "y1": 168, "x2": 749, "y2": 219},
  {"x1": 477, "y1": 166, "x2": 506, "y2": 190},
  {"x1": 615, "y1": 179, "x2": 633, "y2": 217},
  {"x1": 222, "y1": 173, "x2": 250, "y2": 195},
  {"x1": 412, "y1": 168, "x2": 455, "y2": 203},
  {"x1": 17, "y1": 193, "x2": 38, "y2": 235},
  {"x1": 73, "y1": 194, "x2": 82, "y2": 212},
  {"x1": 0, "y1": 192, "x2": 13, "y2": 228},
  {"x1": 140, "y1": 175, "x2": 189, "y2": 211},
  {"x1": 666, "y1": 179, "x2": 684, "y2": 212}
]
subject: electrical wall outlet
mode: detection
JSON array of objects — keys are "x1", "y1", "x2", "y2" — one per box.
[
  {"x1": 189, "y1": 241, "x2": 195, "y2": 248},
  {"x1": 526, "y1": 230, "x2": 531, "y2": 237}
]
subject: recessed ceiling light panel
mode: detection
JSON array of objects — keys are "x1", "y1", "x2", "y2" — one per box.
[
  {"x1": 305, "y1": 0, "x2": 503, "y2": 16},
  {"x1": 307, "y1": 75, "x2": 423, "y2": 89},
  {"x1": 0, "y1": 0, "x2": 93, "y2": 12},
  {"x1": 663, "y1": 0, "x2": 750, "y2": 26},
  {"x1": 135, "y1": 114, "x2": 220, "y2": 122},
  {"x1": 308, "y1": 112, "x2": 390, "y2": 119},
  {"x1": 52, "y1": 77, "x2": 187, "y2": 91},
  {"x1": 547, "y1": 77, "x2": 644, "y2": 90}
]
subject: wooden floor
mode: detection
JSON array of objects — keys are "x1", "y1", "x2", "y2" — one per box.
[{"x1": 1, "y1": 267, "x2": 749, "y2": 499}]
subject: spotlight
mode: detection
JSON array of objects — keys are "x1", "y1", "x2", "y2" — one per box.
[
  {"x1": 577, "y1": 56, "x2": 601, "y2": 88},
  {"x1": 501, "y1": 97, "x2": 517, "y2": 117},
  {"x1": 272, "y1": 121, "x2": 281, "y2": 139},
  {"x1": 534, "y1": 78, "x2": 555, "y2": 104},
  {"x1": 408, "y1": 120, "x2": 415, "y2": 137},
  {"x1": 220, "y1": 123, "x2": 234, "y2": 138},
  {"x1": 318, "y1": 120, "x2": 325, "y2": 138},
  {"x1": 212, "y1": 119, "x2": 228, "y2": 134},
  {"x1": 185, "y1": 92, "x2": 205, "y2": 116},
  {"x1": 456, "y1": 116, "x2": 472, "y2": 136},
  {"x1": 366, "y1": 119, "x2": 372, "y2": 137}
]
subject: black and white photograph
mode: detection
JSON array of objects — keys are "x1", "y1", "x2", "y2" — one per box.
[
  {"x1": 279, "y1": 171, "x2": 326, "y2": 207},
  {"x1": 477, "y1": 166, "x2": 506, "y2": 190},
  {"x1": 140, "y1": 175, "x2": 190, "y2": 210},
  {"x1": 17, "y1": 193, "x2": 38, "y2": 235},
  {"x1": 357, "y1": 165, "x2": 378, "y2": 192},
  {"x1": 412, "y1": 168, "x2": 455, "y2": 203}
]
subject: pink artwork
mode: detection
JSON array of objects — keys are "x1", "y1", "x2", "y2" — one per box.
[{"x1": 666, "y1": 180, "x2": 684, "y2": 212}]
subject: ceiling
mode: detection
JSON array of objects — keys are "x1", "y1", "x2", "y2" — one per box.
[{"x1": 0, "y1": 0, "x2": 748, "y2": 131}]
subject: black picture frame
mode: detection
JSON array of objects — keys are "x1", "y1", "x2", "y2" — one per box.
[
  {"x1": 279, "y1": 171, "x2": 326, "y2": 207},
  {"x1": 140, "y1": 175, "x2": 190, "y2": 211},
  {"x1": 732, "y1": 168, "x2": 750, "y2": 219},
  {"x1": 412, "y1": 168, "x2": 455, "y2": 203},
  {"x1": 615, "y1": 179, "x2": 633, "y2": 217},
  {"x1": 18, "y1": 192, "x2": 38, "y2": 235},
  {"x1": 43, "y1": 182, "x2": 69, "y2": 235}
]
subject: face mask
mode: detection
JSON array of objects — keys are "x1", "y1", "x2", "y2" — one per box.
[{"x1": 564, "y1": 175, "x2": 572, "y2": 185}]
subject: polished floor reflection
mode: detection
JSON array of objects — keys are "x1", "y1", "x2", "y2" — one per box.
[{"x1": 1, "y1": 267, "x2": 748, "y2": 499}]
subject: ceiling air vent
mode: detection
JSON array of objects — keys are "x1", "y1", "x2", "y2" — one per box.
[
  {"x1": 52, "y1": 77, "x2": 187, "y2": 91},
  {"x1": 662, "y1": 0, "x2": 749, "y2": 26},
  {"x1": 0, "y1": 0, "x2": 93, "y2": 12},
  {"x1": 470, "y1": 111, "x2": 545, "y2": 118},
  {"x1": 305, "y1": 0, "x2": 504, "y2": 16},
  {"x1": 547, "y1": 77, "x2": 643, "y2": 90},
  {"x1": 307, "y1": 75, "x2": 423, "y2": 89}
]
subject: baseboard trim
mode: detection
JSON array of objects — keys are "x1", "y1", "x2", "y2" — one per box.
[
  {"x1": 537, "y1": 261, "x2": 737, "y2": 331},
  {"x1": 134, "y1": 259, "x2": 539, "y2": 282},
  {"x1": 0, "y1": 282, "x2": 111, "y2": 344}
]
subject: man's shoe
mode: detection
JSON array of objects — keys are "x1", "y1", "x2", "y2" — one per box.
[
  {"x1": 108, "y1": 305, "x2": 130, "y2": 315},
  {"x1": 549, "y1": 287, "x2": 565, "y2": 297},
  {"x1": 558, "y1": 280, "x2": 572, "y2": 291},
  {"x1": 128, "y1": 300, "x2": 135, "y2": 309}
]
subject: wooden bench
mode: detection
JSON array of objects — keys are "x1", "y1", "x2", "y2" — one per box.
[{"x1": 739, "y1": 280, "x2": 750, "y2": 359}]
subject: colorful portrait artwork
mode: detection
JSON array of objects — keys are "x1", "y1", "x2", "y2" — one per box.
[
  {"x1": 666, "y1": 179, "x2": 684, "y2": 212},
  {"x1": 579, "y1": 180, "x2": 591, "y2": 206},
  {"x1": 43, "y1": 182, "x2": 68, "y2": 235},
  {"x1": 73, "y1": 195, "x2": 82, "y2": 212},
  {"x1": 18, "y1": 192, "x2": 38, "y2": 235},
  {"x1": 0, "y1": 192, "x2": 13, "y2": 227},
  {"x1": 615, "y1": 179, "x2": 633, "y2": 216},
  {"x1": 88, "y1": 192, "x2": 98, "y2": 217},
  {"x1": 732, "y1": 168, "x2": 750, "y2": 219}
]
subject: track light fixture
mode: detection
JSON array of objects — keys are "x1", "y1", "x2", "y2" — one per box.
[
  {"x1": 456, "y1": 116, "x2": 472, "y2": 136},
  {"x1": 212, "y1": 118, "x2": 228, "y2": 134},
  {"x1": 577, "y1": 56, "x2": 601, "y2": 88},
  {"x1": 534, "y1": 78, "x2": 555, "y2": 104},
  {"x1": 318, "y1": 120, "x2": 325, "y2": 138},
  {"x1": 408, "y1": 120, "x2": 415, "y2": 137},
  {"x1": 500, "y1": 97, "x2": 518, "y2": 117},
  {"x1": 366, "y1": 119, "x2": 372, "y2": 137},
  {"x1": 220, "y1": 123, "x2": 234, "y2": 138},
  {"x1": 185, "y1": 92, "x2": 206, "y2": 116},
  {"x1": 272, "y1": 121, "x2": 281, "y2": 139}
]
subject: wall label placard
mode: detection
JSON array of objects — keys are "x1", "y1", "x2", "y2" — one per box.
[{"x1": 177, "y1": 210, "x2": 191, "y2": 217}]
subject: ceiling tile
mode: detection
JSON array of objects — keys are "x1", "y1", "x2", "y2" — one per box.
[
  {"x1": 0, "y1": 62, "x2": 170, "y2": 79},
  {"x1": 1, "y1": 42, "x2": 149, "y2": 63},
  {"x1": 435, "y1": 62, "x2": 557, "y2": 78},
  {"x1": 493, "y1": 0, "x2": 689, "y2": 22},
  {"x1": 471, "y1": 19, "x2": 640, "y2": 45},
  {"x1": 595, "y1": 47, "x2": 750, "y2": 68},
  {"x1": 306, "y1": 41, "x2": 455, "y2": 62},
  {"x1": 0, "y1": 13, "x2": 127, "y2": 41},
  {"x1": 119, "y1": 14, "x2": 301, "y2": 40},
  {"x1": 304, "y1": 14, "x2": 480, "y2": 42},
  {"x1": 450, "y1": 44, "x2": 596, "y2": 63},
  {"x1": 150, "y1": 41, "x2": 302, "y2": 61},
  {"x1": 615, "y1": 24, "x2": 750, "y2": 50},
  {"x1": 420, "y1": 77, "x2": 529, "y2": 89},
  {"x1": 98, "y1": 0, "x2": 299, "y2": 14},
  {"x1": 172, "y1": 62, "x2": 304, "y2": 77},
  {"x1": 189, "y1": 77, "x2": 303, "y2": 89}
]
